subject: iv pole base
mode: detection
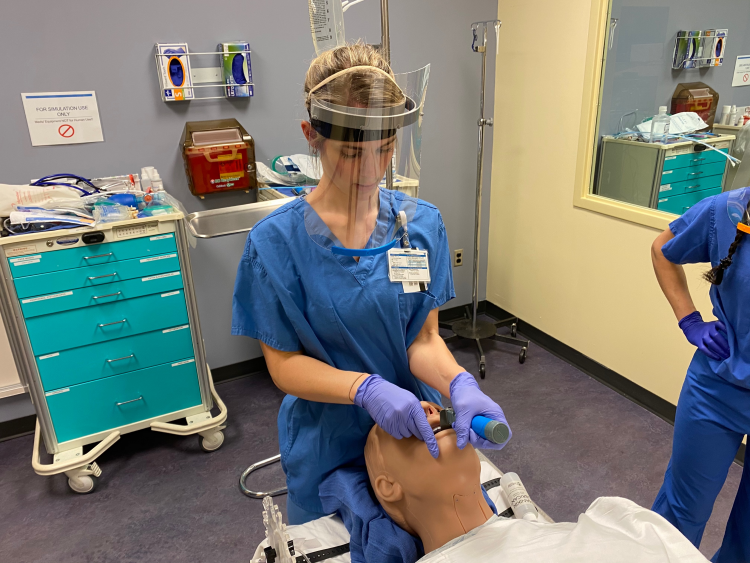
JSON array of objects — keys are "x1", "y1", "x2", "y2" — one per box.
[{"x1": 440, "y1": 306, "x2": 529, "y2": 378}]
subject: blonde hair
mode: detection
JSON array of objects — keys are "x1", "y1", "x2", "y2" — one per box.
[{"x1": 304, "y1": 41, "x2": 405, "y2": 114}]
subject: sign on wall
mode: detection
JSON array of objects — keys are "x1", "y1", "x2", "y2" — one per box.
[
  {"x1": 731, "y1": 56, "x2": 750, "y2": 87},
  {"x1": 21, "y1": 91, "x2": 104, "y2": 146}
]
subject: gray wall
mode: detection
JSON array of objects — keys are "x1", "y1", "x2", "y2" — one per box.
[
  {"x1": 600, "y1": 0, "x2": 750, "y2": 135},
  {"x1": 0, "y1": 0, "x2": 497, "y2": 394}
]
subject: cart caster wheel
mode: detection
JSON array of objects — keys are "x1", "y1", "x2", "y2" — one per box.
[
  {"x1": 510, "y1": 323, "x2": 517, "y2": 338},
  {"x1": 199, "y1": 430, "x2": 225, "y2": 453},
  {"x1": 479, "y1": 364, "x2": 486, "y2": 379},
  {"x1": 519, "y1": 347, "x2": 527, "y2": 364},
  {"x1": 68, "y1": 475, "x2": 96, "y2": 494}
]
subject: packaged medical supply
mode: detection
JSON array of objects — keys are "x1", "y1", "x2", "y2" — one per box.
[
  {"x1": 500, "y1": 472, "x2": 538, "y2": 521},
  {"x1": 180, "y1": 119, "x2": 257, "y2": 198},
  {"x1": 308, "y1": 0, "x2": 346, "y2": 56},
  {"x1": 0, "y1": 183, "x2": 81, "y2": 216},
  {"x1": 137, "y1": 205, "x2": 174, "y2": 217},
  {"x1": 92, "y1": 203, "x2": 133, "y2": 223},
  {"x1": 9, "y1": 210, "x2": 94, "y2": 227},
  {"x1": 155, "y1": 43, "x2": 194, "y2": 101},
  {"x1": 218, "y1": 42, "x2": 253, "y2": 98},
  {"x1": 650, "y1": 106, "x2": 671, "y2": 143}
]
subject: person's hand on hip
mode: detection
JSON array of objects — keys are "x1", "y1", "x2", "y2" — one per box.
[{"x1": 679, "y1": 311, "x2": 730, "y2": 361}]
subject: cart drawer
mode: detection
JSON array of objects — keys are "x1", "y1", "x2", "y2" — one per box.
[
  {"x1": 7, "y1": 233, "x2": 177, "y2": 278},
  {"x1": 662, "y1": 149, "x2": 728, "y2": 171},
  {"x1": 13, "y1": 252, "x2": 181, "y2": 299},
  {"x1": 46, "y1": 359, "x2": 201, "y2": 444},
  {"x1": 657, "y1": 173, "x2": 724, "y2": 198},
  {"x1": 26, "y1": 289, "x2": 189, "y2": 355},
  {"x1": 37, "y1": 324, "x2": 195, "y2": 391},
  {"x1": 20, "y1": 270, "x2": 183, "y2": 318},
  {"x1": 657, "y1": 187, "x2": 722, "y2": 215},
  {"x1": 660, "y1": 161, "x2": 726, "y2": 185}
]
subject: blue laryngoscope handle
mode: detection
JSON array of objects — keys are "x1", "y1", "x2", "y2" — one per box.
[{"x1": 471, "y1": 415, "x2": 511, "y2": 444}]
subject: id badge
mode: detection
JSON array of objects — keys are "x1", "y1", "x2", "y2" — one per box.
[{"x1": 388, "y1": 248, "x2": 430, "y2": 292}]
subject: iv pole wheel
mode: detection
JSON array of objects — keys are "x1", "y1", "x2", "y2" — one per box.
[
  {"x1": 510, "y1": 323, "x2": 517, "y2": 337},
  {"x1": 519, "y1": 347, "x2": 527, "y2": 364},
  {"x1": 198, "y1": 430, "x2": 225, "y2": 452},
  {"x1": 68, "y1": 475, "x2": 96, "y2": 494},
  {"x1": 479, "y1": 364, "x2": 486, "y2": 379}
]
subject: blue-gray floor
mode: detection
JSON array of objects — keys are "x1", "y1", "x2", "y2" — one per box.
[{"x1": 0, "y1": 326, "x2": 743, "y2": 562}]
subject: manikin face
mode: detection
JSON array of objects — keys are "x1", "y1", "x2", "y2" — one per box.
[{"x1": 367, "y1": 402, "x2": 483, "y2": 506}]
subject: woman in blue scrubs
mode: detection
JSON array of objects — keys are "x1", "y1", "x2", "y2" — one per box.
[
  {"x1": 232, "y1": 43, "x2": 510, "y2": 524},
  {"x1": 651, "y1": 187, "x2": 750, "y2": 562}
]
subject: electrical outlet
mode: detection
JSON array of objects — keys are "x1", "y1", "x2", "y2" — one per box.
[{"x1": 453, "y1": 249, "x2": 463, "y2": 267}]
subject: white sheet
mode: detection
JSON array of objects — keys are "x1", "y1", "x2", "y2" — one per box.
[
  {"x1": 419, "y1": 497, "x2": 708, "y2": 563},
  {"x1": 252, "y1": 462, "x2": 706, "y2": 562},
  {"x1": 252, "y1": 460, "x2": 543, "y2": 562}
]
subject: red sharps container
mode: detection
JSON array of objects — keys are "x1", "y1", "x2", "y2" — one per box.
[{"x1": 180, "y1": 119, "x2": 257, "y2": 198}]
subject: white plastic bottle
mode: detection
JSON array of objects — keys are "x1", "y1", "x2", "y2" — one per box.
[
  {"x1": 309, "y1": 0, "x2": 345, "y2": 56},
  {"x1": 650, "y1": 106, "x2": 671, "y2": 144},
  {"x1": 730, "y1": 105, "x2": 738, "y2": 126},
  {"x1": 720, "y1": 105, "x2": 731, "y2": 125},
  {"x1": 500, "y1": 472, "x2": 539, "y2": 521}
]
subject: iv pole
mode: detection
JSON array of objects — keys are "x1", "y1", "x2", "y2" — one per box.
[{"x1": 440, "y1": 20, "x2": 529, "y2": 379}]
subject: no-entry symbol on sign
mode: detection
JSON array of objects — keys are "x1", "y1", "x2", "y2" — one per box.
[
  {"x1": 744, "y1": 74, "x2": 750, "y2": 83},
  {"x1": 58, "y1": 124, "x2": 75, "y2": 138}
]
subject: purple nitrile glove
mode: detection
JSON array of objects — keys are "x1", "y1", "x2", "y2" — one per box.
[
  {"x1": 679, "y1": 311, "x2": 730, "y2": 362},
  {"x1": 449, "y1": 371, "x2": 511, "y2": 451},
  {"x1": 354, "y1": 374, "x2": 439, "y2": 459}
]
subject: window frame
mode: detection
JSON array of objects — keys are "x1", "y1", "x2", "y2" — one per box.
[{"x1": 573, "y1": 0, "x2": 676, "y2": 231}]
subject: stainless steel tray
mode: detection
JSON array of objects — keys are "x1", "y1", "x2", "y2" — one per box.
[{"x1": 185, "y1": 198, "x2": 294, "y2": 239}]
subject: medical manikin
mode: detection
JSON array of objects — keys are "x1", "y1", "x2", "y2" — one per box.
[{"x1": 365, "y1": 404, "x2": 709, "y2": 563}]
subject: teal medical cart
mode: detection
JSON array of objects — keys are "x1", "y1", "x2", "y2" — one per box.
[
  {"x1": 0, "y1": 213, "x2": 227, "y2": 494},
  {"x1": 596, "y1": 135, "x2": 735, "y2": 215}
]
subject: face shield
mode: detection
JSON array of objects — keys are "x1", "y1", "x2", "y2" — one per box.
[
  {"x1": 727, "y1": 188, "x2": 750, "y2": 234},
  {"x1": 304, "y1": 64, "x2": 429, "y2": 256}
]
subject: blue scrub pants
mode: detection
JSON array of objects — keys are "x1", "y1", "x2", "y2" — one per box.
[{"x1": 653, "y1": 354, "x2": 750, "y2": 563}]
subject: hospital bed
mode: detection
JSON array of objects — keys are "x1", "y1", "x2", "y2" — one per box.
[{"x1": 251, "y1": 452, "x2": 553, "y2": 563}]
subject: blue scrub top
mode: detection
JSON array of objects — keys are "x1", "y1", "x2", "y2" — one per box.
[
  {"x1": 662, "y1": 189, "x2": 750, "y2": 389},
  {"x1": 232, "y1": 188, "x2": 455, "y2": 513}
]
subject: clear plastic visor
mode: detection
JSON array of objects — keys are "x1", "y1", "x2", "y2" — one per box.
[
  {"x1": 727, "y1": 187, "x2": 750, "y2": 229},
  {"x1": 304, "y1": 64, "x2": 429, "y2": 254}
]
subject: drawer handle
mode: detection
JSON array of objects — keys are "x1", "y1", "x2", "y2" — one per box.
[
  {"x1": 93, "y1": 292, "x2": 122, "y2": 300},
  {"x1": 88, "y1": 273, "x2": 117, "y2": 280},
  {"x1": 688, "y1": 171, "x2": 703, "y2": 176},
  {"x1": 107, "y1": 354, "x2": 135, "y2": 363},
  {"x1": 116, "y1": 396, "x2": 143, "y2": 406},
  {"x1": 98, "y1": 319, "x2": 127, "y2": 328},
  {"x1": 691, "y1": 158, "x2": 706, "y2": 163},
  {"x1": 686, "y1": 185, "x2": 701, "y2": 190},
  {"x1": 84, "y1": 252, "x2": 113, "y2": 260}
]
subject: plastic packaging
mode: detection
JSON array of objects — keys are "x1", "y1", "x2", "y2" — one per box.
[
  {"x1": 92, "y1": 203, "x2": 133, "y2": 223},
  {"x1": 730, "y1": 105, "x2": 739, "y2": 126},
  {"x1": 500, "y1": 472, "x2": 539, "y2": 521},
  {"x1": 650, "y1": 106, "x2": 671, "y2": 143},
  {"x1": 309, "y1": 0, "x2": 345, "y2": 56}
]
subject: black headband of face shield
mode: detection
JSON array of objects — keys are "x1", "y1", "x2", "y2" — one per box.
[{"x1": 309, "y1": 117, "x2": 397, "y2": 143}]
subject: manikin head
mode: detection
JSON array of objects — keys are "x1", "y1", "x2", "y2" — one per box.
[
  {"x1": 364, "y1": 403, "x2": 494, "y2": 553},
  {"x1": 301, "y1": 42, "x2": 403, "y2": 201}
]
